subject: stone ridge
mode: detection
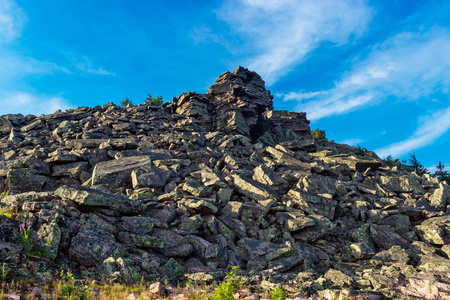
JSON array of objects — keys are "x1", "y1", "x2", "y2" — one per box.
[{"x1": 0, "y1": 67, "x2": 450, "y2": 299}]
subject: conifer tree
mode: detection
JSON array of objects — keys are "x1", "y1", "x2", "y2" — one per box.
[
  {"x1": 408, "y1": 150, "x2": 428, "y2": 176},
  {"x1": 433, "y1": 161, "x2": 450, "y2": 183}
]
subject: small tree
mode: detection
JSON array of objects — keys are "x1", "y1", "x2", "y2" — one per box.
[
  {"x1": 433, "y1": 161, "x2": 450, "y2": 183},
  {"x1": 120, "y1": 97, "x2": 132, "y2": 107},
  {"x1": 311, "y1": 129, "x2": 326, "y2": 140},
  {"x1": 408, "y1": 150, "x2": 428, "y2": 176},
  {"x1": 145, "y1": 94, "x2": 163, "y2": 107}
]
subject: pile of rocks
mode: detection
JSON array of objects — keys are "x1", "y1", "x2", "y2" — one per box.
[{"x1": 0, "y1": 67, "x2": 449, "y2": 299}]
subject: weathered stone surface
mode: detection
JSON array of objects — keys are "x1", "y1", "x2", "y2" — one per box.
[
  {"x1": 150, "y1": 228, "x2": 194, "y2": 257},
  {"x1": 69, "y1": 228, "x2": 123, "y2": 266},
  {"x1": 430, "y1": 183, "x2": 450, "y2": 208},
  {"x1": 369, "y1": 245, "x2": 409, "y2": 267},
  {"x1": 122, "y1": 216, "x2": 154, "y2": 235},
  {"x1": 1, "y1": 67, "x2": 450, "y2": 299},
  {"x1": 349, "y1": 242, "x2": 375, "y2": 259},
  {"x1": 178, "y1": 198, "x2": 218, "y2": 215},
  {"x1": 131, "y1": 166, "x2": 171, "y2": 189},
  {"x1": 370, "y1": 224, "x2": 411, "y2": 250},
  {"x1": 380, "y1": 175, "x2": 424, "y2": 194},
  {"x1": 51, "y1": 162, "x2": 89, "y2": 179},
  {"x1": 6, "y1": 169, "x2": 47, "y2": 193},
  {"x1": 291, "y1": 214, "x2": 336, "y2": 242},
  {"x1": 182, "y1": 180, "x2": 212, "y2": 197},
  {"x1": 54, "y1": 185, "x2": 145, "y2": 213},
  {"x1": 231, "y1": 174, "x2": 279, "y2": 200},
  {"x1": 97, "y1": 256, "x2": 142, "y2": 283},
  {"x1": 324, "y1": 269, "x2": 355, "y2": 288},
  {"x1": 252, "y1": 165, "x2": 285, "y2": 186},
  {"x1": 92, "y1": 156, "x2": 152, "y2": 187},
  {"x1": 287, "y1": 189, "x2": 336, "y2": 220},
  {"x1": 0, "y1": 117, "x2": 13, "y2": 134},
  {"x1": 415, "y1": 215, "x2": 450, "y2": 245}
]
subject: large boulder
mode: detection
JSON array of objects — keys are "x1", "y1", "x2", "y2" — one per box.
[
  {"x1": 54, "y1": 185, "x2": 145, "y2": 214},
  {"x1": 92, "y1": 156, "x2": 152, "y2": 188}
]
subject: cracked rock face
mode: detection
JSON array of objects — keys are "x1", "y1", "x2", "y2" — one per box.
[{"x1": 1, "y1": 67, "x2": 450, "y2": 299}]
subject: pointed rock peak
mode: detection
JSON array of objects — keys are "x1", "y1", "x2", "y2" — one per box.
[{"x1": 208, "y1": 66, "x2": 273, "y2": 111}]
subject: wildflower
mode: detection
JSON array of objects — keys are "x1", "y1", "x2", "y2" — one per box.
[{"x1": 255, "y1": 278, "x2": 259, "y2": 284}]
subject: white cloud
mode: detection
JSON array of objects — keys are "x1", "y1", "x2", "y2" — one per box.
[
  {"x1": 0, "y1": 53, "x2": 71, "y2": 79},
  {"x1": 73, "y1": 55, "x2": 115, "y2": 76},
  {"x1": 0, "y1": 91, "x2": 72, "y2": 116},
  {"x1": 217, "y1": 0, "x2": 373, "y2": 84},
  {"x1": 375, "y1": 107, "x2": 450, "y2": 158},
  {"x1": 284, "y1": 28, "x2": 450, "y2": 121},
  {"x1": 0, "y1": 0, "x2": 26, "y2": 42},
  {"x1": 63, "y1": 53, "x2": 115, "y2": 76},
  {"x1": 283, "y1": 91, "x2": 327, "y2": 101},
  {"x1": 338, "y1": 138, "x2": 364, "y2": 146}
]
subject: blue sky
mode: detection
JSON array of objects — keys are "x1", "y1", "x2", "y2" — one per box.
[{"x1": 1, "y1": 0, "x2": 450, "y2": 171}]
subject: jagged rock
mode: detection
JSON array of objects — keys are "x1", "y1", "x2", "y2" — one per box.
[
  {"x1": 324, "y1": 269, "x2": 355, "y2": 288},
  {"x1": 231, "y1": 173, "x2": 279, "y2": 201},
  {"x1": 349, "y1": 242, "x2": 375, "y2": 259},
  {"x1": 36, "y1": 223, "x2": 61, "y2": 260},
  {"x1": 122, "y1": 216, "x2": 155, "y2": 235},
  {"x1": 92, "y1": 155, "x2": 152, "y2": 188},
  {"x1": 97, "y1": 256, "x2": 142, "y2": 283},
  {"x1": 430, "y1": 183, "x2": 450, "y2": 208},
  {"x1": 287, "y1": 189, "x2": 336, "y2": 220},
  {"x1": 54, "y1": 185, "x2": 145, "y2": 214},
  {"x1": 252, "y1": 165, "x2": 285, "y2": 186},
  {"x1": 0, "y1": 117, "x2": 13, "y2": 134},
  {"x1": 380, "y1": 174, "x2": 424, "y2": 194},
  {"x1": 182, "y1": 180, "x2": 212, "y2": 197},
  {"x1": 69, "y1": 228, "x2": 124, "y2": 266},
  {"x1": 6, "y1": 169, "x2": 47, "y2": 193},
  {"x1": 131, "y1": 165, "x2": 171, "y2": 189},
  {"x1": 150, "y1": 228, "x2": 194, "y2": 257},
  {"x1": 291, "y1": 214, "x2": 336, "y2": 242},
  {"x1": 415, "y1": 215, "x2": 450, "y2": 245},
  {"x1": 158, "y1": 258, "x2": 185, "y2": 285},
  {"x1": 1, "y1": 67, "x2": 450, "y2": 299},
  {"x1": 369, "y1": 245, "x2": 409, "y2": 266},
  {"x1": 370, "y1": 224, "x2": 411, "y2": 250},
  {"x1": 51, "y1": 161, "x2": 89, "y2": 179},
  {"x1": 178, "y1": 198, "x2": 218, "y2": 215}
]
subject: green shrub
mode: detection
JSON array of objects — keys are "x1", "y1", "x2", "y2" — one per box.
[
  {"x1": 356, "y1": 145, "x2": 367, "y2": 156},
  {"x1": 120, "y1": 97, "x2": 133, "y2": 107},
  {"x1": 0, "y1": 191, "x2": 8, "y2": 201},
  {"x1": 211, "y1": 266, "x2": 241, "y2": 300},
  {"x1": 311, "y1": 129, "x2": 326, "y2": 140},
  {"x1": 269, "y1": 286, "x2": 286, "y2": 300},
  {"x1": 145, "y1": 94, "x2": 164, "y2": 107}
]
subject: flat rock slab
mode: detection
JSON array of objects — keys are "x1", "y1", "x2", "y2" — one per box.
[
  {"x1": 92, "y1": 155, "x2": 152, "y2": 187},
  {"x1": 69, "y1": 228, "x2": 123, "y2": 266},
  {"x1": 370, "y1": 224, "x2": 411, "y2": 250},
  {"x1": 150, "y1": 228, "x2": 194, "y2": 257},
  {"x1": 237, "y1": 238, "x2": 279, "y2": 257},
  {"x1": 231, "y1": 174, "x2": 279, "y2": 200},
  {"x1": 131, "y1": 165, "x2": 171, "y2": 188},
  {"x1": 54, "y1": 185, "x2": 145, "y2": 214},
  {"x1": 415, "y1": 215, "x2": 450, "y2": 245}
]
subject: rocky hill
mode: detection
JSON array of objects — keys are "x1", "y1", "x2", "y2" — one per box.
[{"x1": 0, "y1": 67, "x2": 450, "y2": 299}]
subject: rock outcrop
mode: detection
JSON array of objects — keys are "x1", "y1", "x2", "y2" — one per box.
[{"x1": 0, "y1": 67, "x2": 449, "y2": 299}]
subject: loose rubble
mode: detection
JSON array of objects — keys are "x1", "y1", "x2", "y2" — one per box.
[{"x1": 1, "y1": 66, "x2": 450, "y2": 299}]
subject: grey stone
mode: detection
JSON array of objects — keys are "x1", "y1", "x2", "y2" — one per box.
[{"x1": 92, "y1": 155, "x2": 152, "y2": 187}]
